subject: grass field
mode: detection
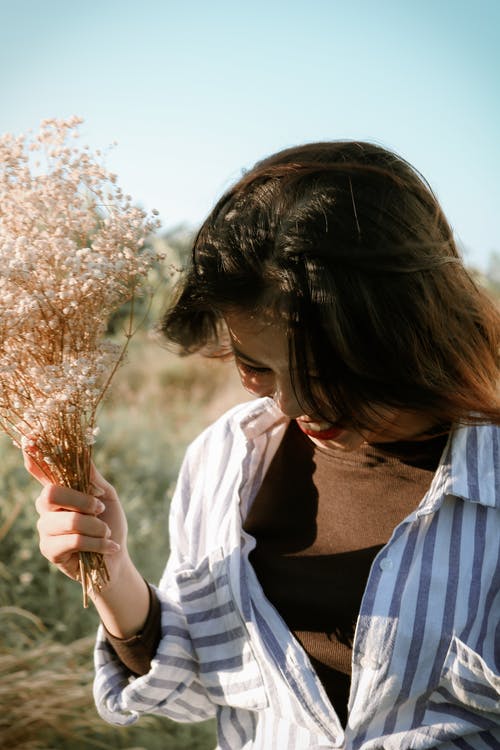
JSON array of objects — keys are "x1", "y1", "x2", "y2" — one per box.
[{"x1": 0, "y1": 329, "x2": 247, "y2": 750}]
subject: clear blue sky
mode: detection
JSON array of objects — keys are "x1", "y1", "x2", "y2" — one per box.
[{"x1": 1, "y1": 0, "x2": 498, "y2": 269}]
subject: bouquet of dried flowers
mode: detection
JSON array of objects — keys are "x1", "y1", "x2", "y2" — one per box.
[{"x1": 0, "y1": 117, "x2": 162, "y2": 605}]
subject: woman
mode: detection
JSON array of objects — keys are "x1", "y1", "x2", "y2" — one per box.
[{"x1": 28, "y1": 142, "x2": 500, "y2": 749}]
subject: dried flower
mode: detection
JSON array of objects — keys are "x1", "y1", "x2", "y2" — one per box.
[{"x1": 0, "y1": 117, "x2": 162, "y2": 605}]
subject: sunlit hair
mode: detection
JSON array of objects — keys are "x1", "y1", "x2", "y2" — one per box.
[{"x1": 161, "y1": 141, "x2": 500, "y2": 429}]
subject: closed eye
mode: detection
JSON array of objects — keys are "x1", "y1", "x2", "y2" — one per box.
[{"x1": 236, "y1": 359, "x2": 272, "y2": 375}]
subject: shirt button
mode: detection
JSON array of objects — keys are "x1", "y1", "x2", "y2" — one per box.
[{"x1": 379, "y1": 557, "x2": 394, "y2": 571}]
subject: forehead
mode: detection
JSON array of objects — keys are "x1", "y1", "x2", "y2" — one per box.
[{"x1": 224, "y1": 309, "x2": 290, "y2": 366}]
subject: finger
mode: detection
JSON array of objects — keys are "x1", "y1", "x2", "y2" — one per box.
[
  {"x1": 39, "y1": 533, "x2": 120, "y2": 565},
  {"x1": 23, "y1": 448, "x2": 57, "y2": 486},
  {"x1": 35, "y1": 484, "x2": 105, "y2": 517},
  {"x1": 37, "y1": 510, "x2": 111, "y2": 540}
]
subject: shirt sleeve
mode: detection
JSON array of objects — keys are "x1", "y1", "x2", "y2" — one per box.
[
  {"x1": 93, "y1": 581, "x2": 217, "y2": 726},
  {"x1": 92, "y1": 445, "x2": 218, "y2": 727}
]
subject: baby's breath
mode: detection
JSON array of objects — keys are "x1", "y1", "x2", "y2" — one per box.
[{"x1": 0, "y1": 117, "x2": 162, "y2": 606}]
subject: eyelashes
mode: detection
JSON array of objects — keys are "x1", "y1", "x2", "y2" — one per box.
[
  {"x1": 236, "y1": 358, "x2": 322, "y2": 380},
  {"x1": 236, "y1": 360, "x2": 272, "y2": 375}
]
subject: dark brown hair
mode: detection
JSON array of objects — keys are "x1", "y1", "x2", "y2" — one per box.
[{"x1": 162, "y1": 141, "x2": 500, "y2": 428}]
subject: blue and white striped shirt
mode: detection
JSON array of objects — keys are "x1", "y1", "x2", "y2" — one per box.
[{"x1": 94, "y1": 398, "x2": 500, "y2": 749}]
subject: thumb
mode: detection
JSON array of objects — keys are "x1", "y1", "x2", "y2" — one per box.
[
  {"x1": 89, "y1": 462, "x2": 117, "y2": 500},
  {"x1": 22, "y1": 439, "x2": 57, "y2": 486}
]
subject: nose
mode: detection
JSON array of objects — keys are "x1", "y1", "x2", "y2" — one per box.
[{"x1": 272, "y1": 378, "x2": 303, "y2": 419}]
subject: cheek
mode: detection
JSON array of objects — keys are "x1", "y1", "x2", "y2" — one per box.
[{"x1": 237, "y1": 369, "x2": 273, "y2": 397}]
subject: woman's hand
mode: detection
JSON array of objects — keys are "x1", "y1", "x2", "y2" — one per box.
[
  {"x1": 24, "y1": 450, "x2": 127, "y2": 585},
  {"x1": 24, "y1": 448, "x2": 151, "y2": 638}
]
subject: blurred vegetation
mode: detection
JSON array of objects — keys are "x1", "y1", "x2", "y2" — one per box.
[
  {"x1": 484, "y1": 251, "x2": 500, "y2": 298},
  {"x1": 1, "y1": 225, "x2": 498, "y2": 749},
  {"x1": 0, "y1": 227, "x2": 242, "y2": 750}
]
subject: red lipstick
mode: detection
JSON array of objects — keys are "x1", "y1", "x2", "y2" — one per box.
[{"x1": 297, "y1": 424, "x2": 345, "y2": 440}]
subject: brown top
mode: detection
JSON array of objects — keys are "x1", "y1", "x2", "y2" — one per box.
[
  {"x1": 104, "y1": 421, "x2": 447, "y2": 727},
  {"x1": 242, "y1": 422, "x2": 446, "y2": 725}
]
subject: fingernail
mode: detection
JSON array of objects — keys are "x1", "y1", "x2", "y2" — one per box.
[
  {"x1": 95, "y1": 500, "x2": 105, "y2": 514},
  {"x1": 89, "y1": 482, "x2": 105, "y2": 498},
  {"x1": 107, "y1": 541, "x2": 120, "y2": 552}
]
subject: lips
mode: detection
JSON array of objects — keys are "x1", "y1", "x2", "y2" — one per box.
[{"x1": 296, "y1": 420, "x2": 346, "y2": 441}]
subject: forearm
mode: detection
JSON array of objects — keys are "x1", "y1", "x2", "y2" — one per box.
[{"x1": 90, "y1": 554, "x2": 150, "y2": 639}]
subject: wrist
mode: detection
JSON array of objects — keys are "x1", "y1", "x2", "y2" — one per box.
[{"x1": 91, "y1": 555, "x2": 150, "y2": 638}]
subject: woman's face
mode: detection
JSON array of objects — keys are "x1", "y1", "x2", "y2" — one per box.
[{"x1": 225, "y1": 310, "x2": 437, "y2": 452}]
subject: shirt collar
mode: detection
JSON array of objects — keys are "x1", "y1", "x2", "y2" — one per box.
[
  {"x1": 448, "y1": 423, "x2": 499, "y2": 508},
  {"x1": 237, "y1": 397, "x2": 288, "y2": 440},
  {"x1": 235, "y1": 400, "x2": 499, "y2": 512},
  {"x1": 417, "y1": 423, "x2": 499, "y2": 515}
]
